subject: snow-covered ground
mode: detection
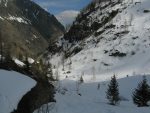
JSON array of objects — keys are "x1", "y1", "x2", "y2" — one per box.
[
  {"x1": 53, "y1": 75, "x2": 150, "y2": 113},
  {"x1": 13, "y1": 58, "x2": 25, "y2": 67},
  {"x1": 0, "y1": 69, "x2": 36, "y2": 113},
  {"x1": 0, "y1": 15, "x2": 30, "y2": 24},
  {"x1": 35, "y1": 74, "x2": 150, "y2": 113}
]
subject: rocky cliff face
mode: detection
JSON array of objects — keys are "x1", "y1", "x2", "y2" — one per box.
[
  {"x1": 0, "y1": 0, "x2": 65, "y2": 58},
  {"x1": 63, "y1": 0, "x2": 118, "y2": 43}
]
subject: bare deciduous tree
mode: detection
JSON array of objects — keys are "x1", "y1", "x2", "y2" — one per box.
[
  {"x1": 129, "y1": 13, "x2": 134, "y2": 26},
  {"x1": 55, "y1": 64, "x2": 60, "y2": 81},
  {"x1": 0, "y1": 30, "x2": 4, "y2": 63},
  {"x1": 61, "y1": 52, "x2": 65, "y2": 71},
  {"x1": 92, "y1": 66, "x2": 96, "y2": 80}
]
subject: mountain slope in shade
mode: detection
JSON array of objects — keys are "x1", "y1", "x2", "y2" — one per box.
[{"x1": 0, "y1": 0, "x2": 65, "y2": 58}]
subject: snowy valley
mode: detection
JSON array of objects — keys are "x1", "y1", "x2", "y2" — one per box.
[{"x1": 1, "y1": 0, "x2": 150, "y2": 113}]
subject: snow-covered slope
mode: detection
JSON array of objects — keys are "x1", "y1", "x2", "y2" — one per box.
[
  {"x1": 49, "y1": 0, "x2": 150, "y2": 81},
  {"x1": 0, "y1": 69, "x2": 36, "y2": 113}
]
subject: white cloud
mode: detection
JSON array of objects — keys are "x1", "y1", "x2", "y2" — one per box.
[
  {"x1": 55, "y1": 10, "x2": 79, "y2": 26},
  {"x1": 37, "y1": 1, "x2": 66, "y2": 8}
]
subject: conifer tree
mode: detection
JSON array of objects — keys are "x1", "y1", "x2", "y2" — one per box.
[
  {"x1": 24, "y1": 55, "x2": 30, "y2": 71},
  {"x1": 106, "y1": 75, "x2": 120, "y2": 105},
  {"x1": 5, "y1": 47, "x2": 12, "y2": 64},
  {"x1": 79, "y1": 76, "x2": 84, "y2": 84},
  {"x1": 47, "y1": 62, "x2": 54, "y2": 81},
  {"x1": 132, "y1": 76, "x2": 150, "y2": 107}
]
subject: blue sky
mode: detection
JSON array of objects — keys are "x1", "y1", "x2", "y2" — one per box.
[
  {"x1": 34, "y1": 0, "x2": 92, "y2": 14},
  {"x1": 34, "y1": 0, "x2": 92, "y2": 26}
]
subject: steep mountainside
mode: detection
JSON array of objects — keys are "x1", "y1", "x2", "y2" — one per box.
[
  {"x1": 0, "y1": 0, "x2": 65, "y2": 58},
  {"x1": 49, "y1": 0, "x2": 150, "y2": 78}
]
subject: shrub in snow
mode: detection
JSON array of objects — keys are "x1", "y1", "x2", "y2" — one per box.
[
  {"x1": 57, "y1": 87, "x2": 68, "y2": 95},
  {"x1": 143, "y1": 10, "x2": 150, "y2": 13},
  {"x1": 132, "y1": 76, "x2": 150, "y2": 107},
  {"x1": 109, "y1": 50, "x2": 126, "y2": 57}
]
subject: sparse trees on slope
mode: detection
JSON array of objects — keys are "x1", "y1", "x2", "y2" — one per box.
[
  {"x1": 106, "y1": 75, "x2": 120, "y2": 105},
  {"x1": 132, "y1": 76, "x2": 150, "y2": 107}
]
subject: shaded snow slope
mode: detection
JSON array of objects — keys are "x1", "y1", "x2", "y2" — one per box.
[{"x1": 0, "y1": 69, "x2": 36, "y2": 113}]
